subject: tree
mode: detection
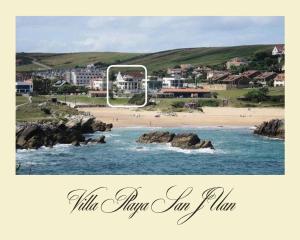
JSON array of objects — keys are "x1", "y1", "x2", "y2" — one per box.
[
  {"x1": 244, "y1": 87, "x2": 269, "y2": 102},
  {"x1": 33, "y1": 78, "x2": 53, "y2": 95},
  {"x1": 128, "y1": 93, "x2": 149, "y2": 105}
]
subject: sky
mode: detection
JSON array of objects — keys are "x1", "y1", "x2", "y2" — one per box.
[{"x1": 16, "y1": 16, "x2": 284, "y2": 53}]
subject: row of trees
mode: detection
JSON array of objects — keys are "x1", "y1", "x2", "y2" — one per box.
[{"x1": 32, "y1": 78, "x2": 88, "y2": 95}]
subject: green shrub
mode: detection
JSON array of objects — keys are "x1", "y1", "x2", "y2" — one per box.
[
  {"x1": 41, "y1": 107, "x2": 51, "y2": 115},
  {"x1": 244, "y1": 87, "x2": 269, "y2": 102},
  {"x1": 171, "y1": 101, "x2": 185, "y2": 108},
  {"x1": 128, "y1": 93, "x2": 149, "y2": 105},
  {"x1": 196, "y1": 99, "x2": 219, "y2": 107}
]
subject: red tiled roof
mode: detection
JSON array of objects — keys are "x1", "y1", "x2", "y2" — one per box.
[
  {"x1": 241, "y1": 70, "x2": 260, "y2": 78},
  {"x1": 275, "y1": 44, "x2": 285, "y2": 52},
  {"x1": 255, "y1": 72, "x2": 277, "y2": 79},
  {"x1": 274, "y1": 73, "x2": 285, "y2": 81},
  {"x1": 222, "y1": 75, "x2": 244, "y2": 82}
]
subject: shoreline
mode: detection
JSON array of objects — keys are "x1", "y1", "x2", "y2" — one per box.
[{"x1": 80, "y1": 106, "x2": 284, "y2": 128}]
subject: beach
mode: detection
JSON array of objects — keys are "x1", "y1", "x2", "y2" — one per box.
[{"x1": 80, "y1": 107, "x2": 284, "y2": 127}]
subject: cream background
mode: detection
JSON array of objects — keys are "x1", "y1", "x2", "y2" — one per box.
[{"x1": 0, "y1": 1, "x2": 299, "y2": 239}]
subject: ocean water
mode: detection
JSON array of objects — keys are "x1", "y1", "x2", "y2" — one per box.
[{"x1": 16, "y1": 127, "x2": 284, "y2": 175}]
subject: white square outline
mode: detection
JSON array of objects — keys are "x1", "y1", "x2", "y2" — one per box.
[{"x1": 106, "y1": 65, "x2": 148, "y2": 108}]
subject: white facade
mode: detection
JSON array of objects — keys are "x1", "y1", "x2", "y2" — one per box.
[
  {"x1": 71, "y1": 68, "x2": 105, "y2": 86},
  {"x1": 16, "y1": 81, "x2": 33, "y2": 93},
  {"x1": 272, "y1": 45, "x2": 285, "y2": 56},
  {"x1": 115, "y1": 72, "x2": 143, "y2": 93},
  {"x1": 91, "y1": 79, "x2": 111, "y2": 90},
  {"x1": 273, "y1": 74, "x2": 285, "y2": 87},
  {"x1": 167, "y1": 68, "x2": 182, "y2": 76},
  {"x1": 162, "y1": 76, "x2": 185, "y2": 88},
  {"x1": 274, "y1": 79, "x2": 285, "y2": 87}
]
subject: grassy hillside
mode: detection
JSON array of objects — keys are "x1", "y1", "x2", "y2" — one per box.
[
  {"x1": 16, "y1": 45, "x2": 274, "y2": 72},
  {"x1": 122, "y1": 45, "x2": 274, "y2": 72},
  {"x1": 16, "y1": 52, "x2": 143, "y2": 71}
]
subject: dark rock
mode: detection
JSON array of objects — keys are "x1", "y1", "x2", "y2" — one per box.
[
  {"x1": 195, "y1": 140, "x2": 214, "y2": 149},
  {"x1": 91, "y1": 120, "x2": 107, "y2": 132},
  {"x1": 171, "y1": 133, "x2": 200, "y2": 149},
  {"x1": 96, "y1": 135, "x2": 106, "y2": 144},
  {"x1": 136, "y1": 131, "x2": 175, "y2": 143},
  {"x1": 16, "y1": 115, "x2": 112, "y2": 149},
  {"x1": 137, "y1": 131, "x2": 214, "y2": 150},
  {"x1": 83, "y1": 138, "x2": 93, "y2": 145},
  {"x1": 72, "y1": 140, "x2": 80, "y2": 146},
  {"x1": 254, "y1": 119, "x2": 284, "y2": 139},
  {"x1": 105, "y1": 123, "x2": 113, "y2": 131}
]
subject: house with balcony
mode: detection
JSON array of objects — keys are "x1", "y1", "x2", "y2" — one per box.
[{"x1": 115, "y1": 71, "x2": 144, "y2": 94}]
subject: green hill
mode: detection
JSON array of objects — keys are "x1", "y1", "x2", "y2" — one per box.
[{"x1": 16, "y1": 45, "x2": 274, "y2": 73}]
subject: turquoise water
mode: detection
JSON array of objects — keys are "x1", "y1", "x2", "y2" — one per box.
[{"x1": 16, "y1": 127, "x2": 284, "y2": 175}]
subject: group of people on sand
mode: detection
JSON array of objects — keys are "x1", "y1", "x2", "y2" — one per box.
[{"x1": 133, "y1": 113, "x2": 141, "y2": 118}]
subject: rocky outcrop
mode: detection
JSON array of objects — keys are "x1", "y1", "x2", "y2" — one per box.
[
  {"x1": 16, "y1": 114, "x2": 112, "y2": 149},
  {"x1": 171, "y1": 133, "x2": 214, "y2": 149},
  {"x1": 16, "y1": 123, "x2": 85, "y2": 149},
  {"x1": 65, "y1": 115, "x2": 112, "y2": 133},
  {"x1": 137, "y1": 131, "x2": 175, "y2": 143},
  {"x1": 254, "y1": 119, "x2": 284, "y2": 139},
  {"x1": 91, "y1": 121, "x2": 113, "y2": 132},
  {"x1": 137, "y1": 131, "x2": 214, "y2": 150}
]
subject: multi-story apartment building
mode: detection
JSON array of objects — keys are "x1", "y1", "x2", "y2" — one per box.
[{"x1": 70, "y1": 68, "x2": 105, "y2": 86}]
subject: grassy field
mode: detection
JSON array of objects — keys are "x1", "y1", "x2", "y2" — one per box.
[
  {"x1": 16, "y1": 96, "x2": 80, "y2": 122},
  {"x1": 56, "y1": 95, "x2": 130, "y2": 105},
  {"x1": 16, "y1": 96, "x2": 29, "y2": 105},
  {"x1": 56, "y1": 87, "x2": 284, "y2": 109},
  {"x1": 16, "y1": 45, "x2": 273, "y2": 72},
  {"x1": 215, "y1": 87, "x2": 284, "y2": 107},
  {"x1": 16, "y1": 87, "x2": 284, "y2": 122}
]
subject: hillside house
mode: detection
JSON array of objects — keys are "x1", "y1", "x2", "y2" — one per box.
[
  {"x1": 273, "y1": 73, "x2": 285, "y2": 87},
  {"x1": 226, "y1": 57, "x2": 248, "y2": 70},
  {"x1": 167, "y1": 68, "x2": 182, "y2": 76},
  {"x1": 180, "y1": 64, "x2": 193, "y2": 70},
  {"x1": 254, "y1": 72, "x2": 277, "y2": 86},
  {"x1": 221, "y1": 75, "x2": 250, "y2": 88},
  {"x1": 241, "y1": 70, "x2": 261, "y2": 79},
  {"x1": 272, "y1": 45, "x2": 285, "y2": 56},
  {"x1": 207, "y1": 71, "x2": 230, "y2": 83}
]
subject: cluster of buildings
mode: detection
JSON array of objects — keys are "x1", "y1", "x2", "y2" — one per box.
[
  {"x1": 16, "y1": 45, "x2": 285, "y2": 97},
  {"x1": 206, "y1": 69, "x2": 285, "y2": 88}
]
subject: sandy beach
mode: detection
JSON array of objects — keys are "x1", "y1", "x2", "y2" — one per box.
[{"x1": 80, "y1": 107, "x2": 284, "y2": 128}]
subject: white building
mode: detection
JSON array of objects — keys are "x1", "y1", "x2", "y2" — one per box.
[
  {"x1": 70, "y1": 68, "x2": 105, "y2": 86},
  {"x1": 273, "y1": 73, "x2": 285, "y2": 87},
  {"x1": 16, "y1": 80, "x2": 33, "y2": 93},
  {"x1": 162, "y1": 76, "x2": 185, "y2": 88},
  {"x1": 167, "y1": 68, "x2": 182, "y2": 76},
  {"x1": 115, "y1": 72, "x2": 144, "y2": 93},
  {"x1": 91, "y1": 78, "x2": 111, "y2": 90},
  {"x1": 272, "y1": 45, "x2": 285, "y2": 56}
]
